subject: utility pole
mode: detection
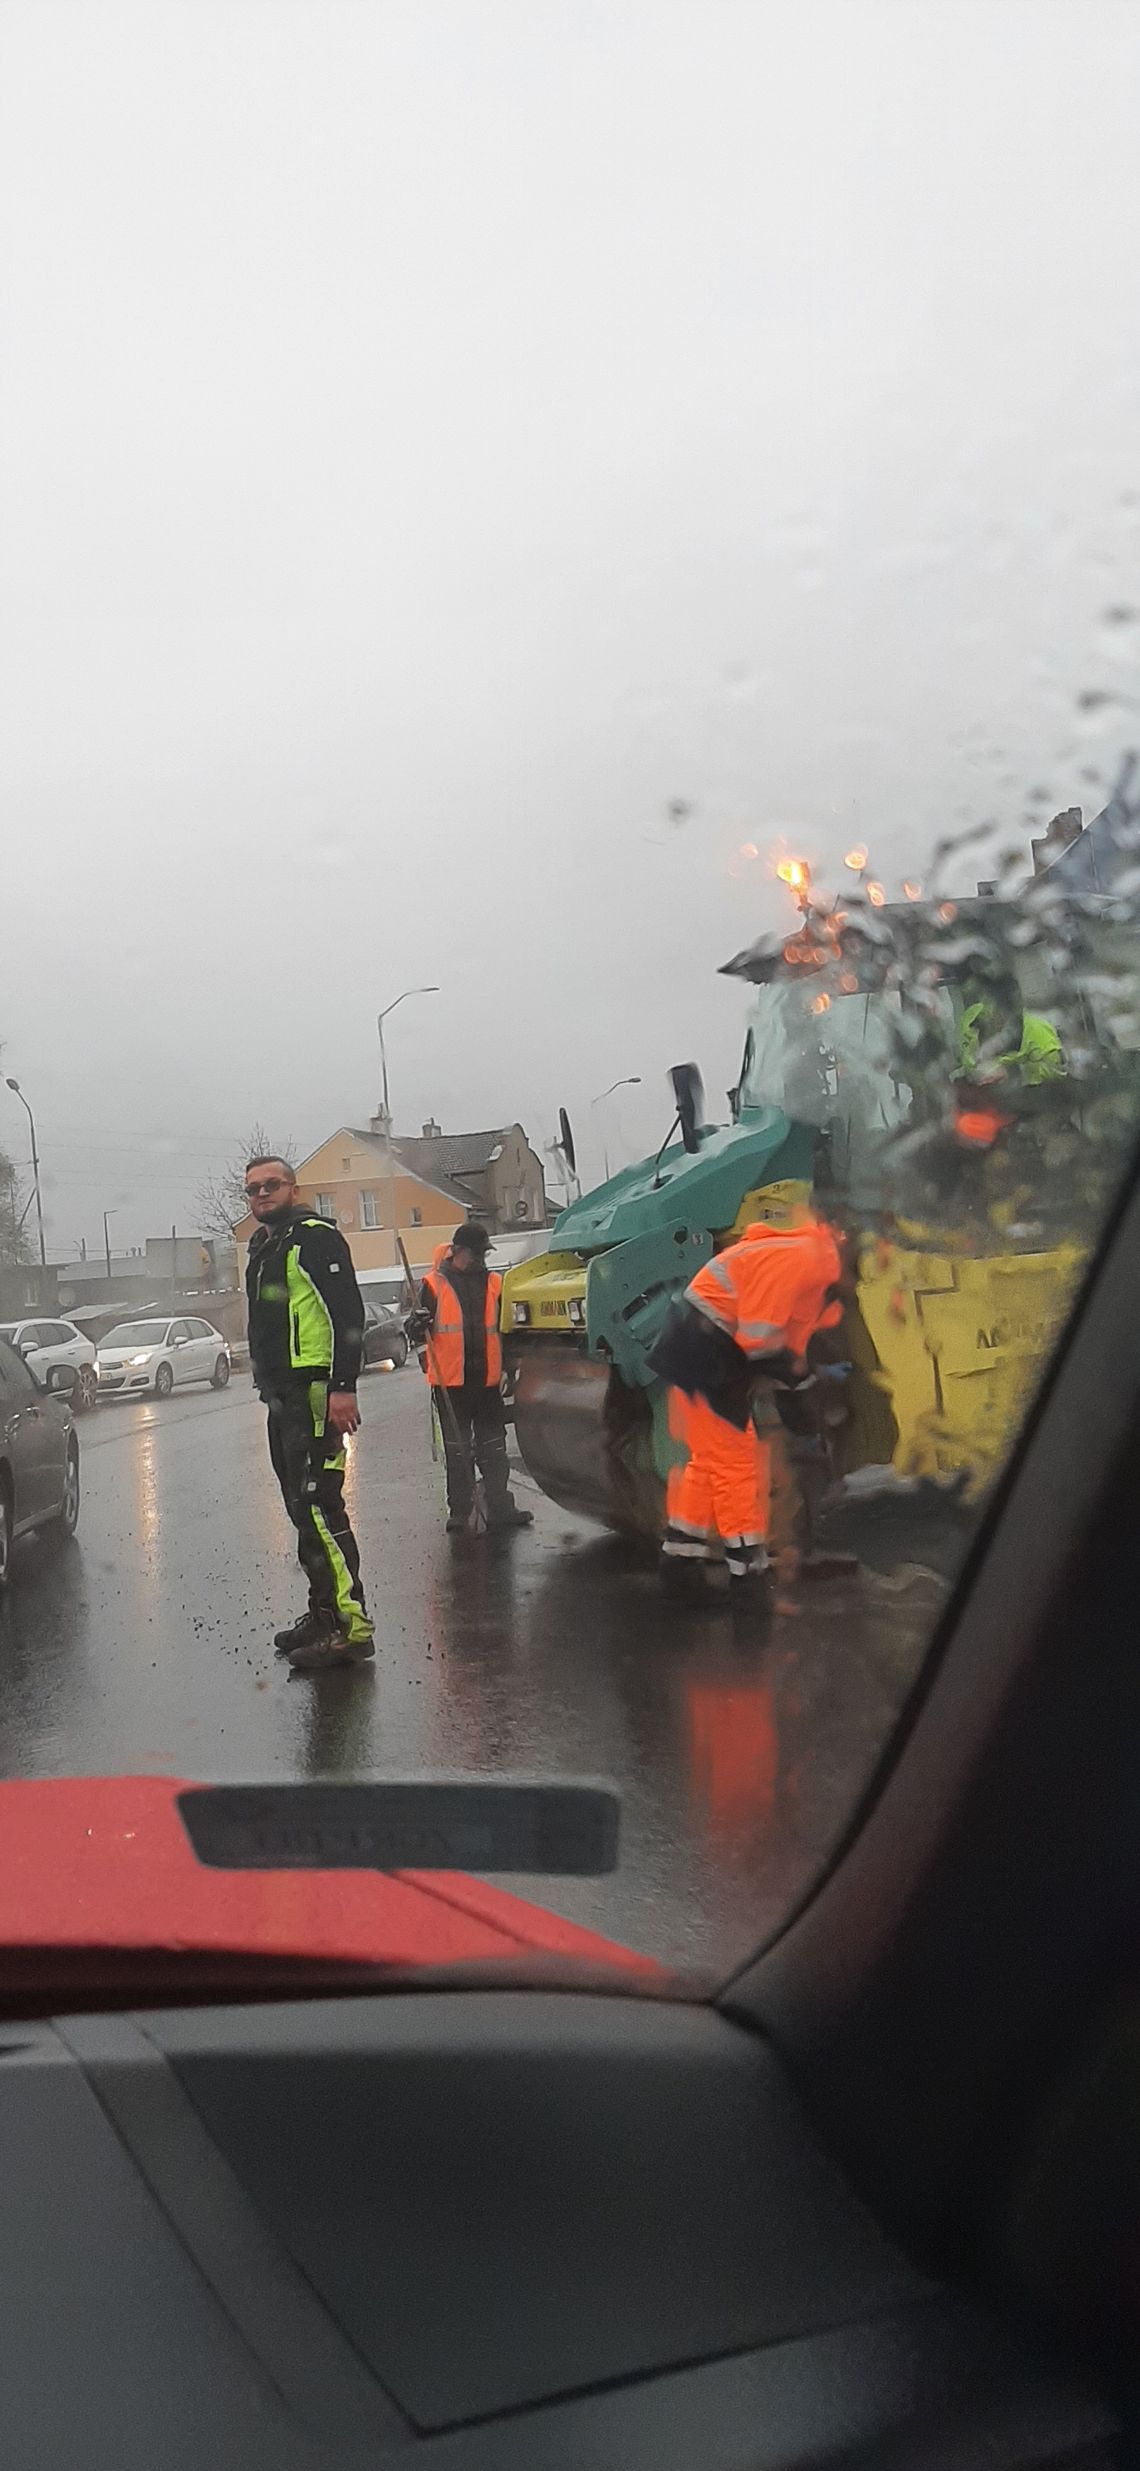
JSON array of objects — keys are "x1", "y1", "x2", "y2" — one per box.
[{"x1": 103, "y1": 1211, "x2": 115, "y2": 1279}]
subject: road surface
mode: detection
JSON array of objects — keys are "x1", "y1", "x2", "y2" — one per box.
[{"x1": 0, "y1": 1368, "x2": 943, "y2": 1970}]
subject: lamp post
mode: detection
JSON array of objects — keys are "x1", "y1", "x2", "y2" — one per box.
[
  {"x1": 103, "y1": 1210, "x2": 116, "y2": 1280},
  {"x1": 4, "y1": 1078, "x2": 45, "y2": 1267},
  {"x1": 376, "y1": 987, "x2": 439, "y2": 1129},
  {"x1": 590, "y1": 1076, "x2": 641, "y2": 1181},
  {"x1": 376, "y1": 987, "x2": 439, "y2": 1278}
]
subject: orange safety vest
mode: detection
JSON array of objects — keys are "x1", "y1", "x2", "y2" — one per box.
[
  {"x1": 422, "y1": 1261, "x2": 504, "y2": 1389},
  {"x1": 685, "y1": 1217, "x2": 842, "y2": 1363}
]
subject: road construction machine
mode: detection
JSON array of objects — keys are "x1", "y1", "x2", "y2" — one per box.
[{"x1": 502, "y1": 825, "x2": 1139, "y2": 1549}]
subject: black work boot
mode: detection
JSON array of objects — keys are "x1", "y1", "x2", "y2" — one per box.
[
  {"x1": 728, "y1": 1563, "x2": 773, "y2": 1624},
  {"x1": 288, "y1": 1613, "x2": 375, "y2": 1671},
  {"x1": 274, "y1": 1607, "x2": 326, "y2": 1658},
  {"x1": 660, "y1": 1556, "x2": 710, "y2": 1602},
  {"x1": 486, "y1": 1499, "x2": 533, "y2": 1530}
]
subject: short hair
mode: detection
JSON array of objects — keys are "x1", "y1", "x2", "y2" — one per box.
[{"x1": 245, "y1": 1154, "x2": 296, "y2": 1179}]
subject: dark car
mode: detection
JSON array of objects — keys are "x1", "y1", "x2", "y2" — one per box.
[
  {"x1": 361, "y1": 1296, "x2": 409, "y2": 1370},
  {"x1": 0, "y1": 1335, "x2": 80, "y2": 1581}
]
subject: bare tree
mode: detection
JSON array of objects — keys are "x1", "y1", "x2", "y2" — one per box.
[
  {"x1": 195, "y1": 1124, "x2": 297, "y2": 1234},
  {"x1": 0, "y1": 1144, "x2": 33, "y2": 1268}
]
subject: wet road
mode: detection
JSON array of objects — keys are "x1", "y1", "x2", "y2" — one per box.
[{"x1": 0, "y1": 1369, "x2": 944, "y2": 1971}]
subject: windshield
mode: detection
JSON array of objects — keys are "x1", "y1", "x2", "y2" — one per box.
[{"x1": 1, "y1": 3, "x2": 1139, "y2": 1994}]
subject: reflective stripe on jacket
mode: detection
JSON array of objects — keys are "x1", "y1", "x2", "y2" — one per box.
[
  {"x1": 685, "y1": 1217, "x2": 842, "y2": 1363},
  {"x1": 421, "y1": 1264, "x2": 504, "y2": 1388}
]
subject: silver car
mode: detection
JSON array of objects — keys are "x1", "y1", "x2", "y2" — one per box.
[
  {"x1": 97, "y1": 1315, "x2": 232, "y2": 1399},
  {"x1": 0, "y1": 1317, "x2": 99, "y2": 1413}
]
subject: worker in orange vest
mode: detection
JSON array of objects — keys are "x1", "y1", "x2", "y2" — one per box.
[
  {"x1": 408, "y1": 1221, "x2": 534, "y2": 1534},
  {"x1": 649, "y1": 1215, "x2": 843, "y2": 1610}
]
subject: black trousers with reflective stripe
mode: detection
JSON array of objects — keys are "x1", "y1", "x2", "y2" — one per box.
[
  {"x1": 266, "y1": 1385, "x2": 367, "y2": 1627},
  {"x1": 437, "y1": 1383, "x2": 511, "y2": 1519}
]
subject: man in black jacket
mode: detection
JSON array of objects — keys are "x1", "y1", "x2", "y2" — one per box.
[{"x1": 245, "y1": 1156, "x2": 374, "y2": 1671}]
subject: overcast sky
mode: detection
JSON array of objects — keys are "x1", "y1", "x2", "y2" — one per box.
[{"x1": 3, "y1": 0, "x2": 1139, "y2": 1247}]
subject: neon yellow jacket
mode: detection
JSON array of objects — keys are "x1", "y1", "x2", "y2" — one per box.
[{"x1": 957, "y1": 1004, "x2": 1065, "y2": 1086}]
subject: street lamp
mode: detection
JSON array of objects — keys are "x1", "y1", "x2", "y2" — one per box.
[
  {"x1": 5, "y1": 1078, "x2": 45, "y2": 1268},
  {"x1": 376, "y1": 987, "x2": 439, "y2": 1128},
  {"x1": 590, "y1": 1076, "x2": 641, "y2": 1181},
  {"x1": 376, "y1": 987, "x2": 439, "y2": 1284}
]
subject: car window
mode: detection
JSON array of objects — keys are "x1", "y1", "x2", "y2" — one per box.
[
  {"x1": 41, "y1": 1324, "x2": 73, "y2": 1347},
  {"x1": 0, "y1": 1340, "x2": 37, "y2": 1404},
  {"x1": 2, "y1": 6, "x2": 1139, "y2": 1998}
]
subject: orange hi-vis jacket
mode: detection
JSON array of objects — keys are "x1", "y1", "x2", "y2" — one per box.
[
  {"x1": 662, "y1": 1218, "x2": 843, "y2": 1568},
  {"x1": 420, "y1": 1254, "x2": 504, "y2": 1389},
  {"x1": 684, "y1": 1216, "x2": 843, "y2": 1364}
]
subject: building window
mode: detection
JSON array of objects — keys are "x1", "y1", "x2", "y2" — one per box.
[
  {"x1": 360, "y1": 1191, "x2": 380, "y2": 1229},
  {"x1": 410, "y1": 1206, "x2": 422, "y2": 1226},
  {"x1": 316, "y1": 1193, "x2": 336, "y2": 1219}
]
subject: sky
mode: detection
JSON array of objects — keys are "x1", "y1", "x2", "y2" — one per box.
[{"x1": 2, "y1": 0, "x2": 1140, "y2": 1247}]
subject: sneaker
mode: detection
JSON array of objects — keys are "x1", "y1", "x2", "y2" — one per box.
[
  {"x1": 486, "y1": 1503, "x2": 534, "y2": 1530},
  {"x1": 274, "y1": 1608, "x2": 327, "y2": 1658}
]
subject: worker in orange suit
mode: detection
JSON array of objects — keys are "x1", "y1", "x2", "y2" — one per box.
[{"x1": 650, "y1": 1215, "x2": 843, "y2": 1611}]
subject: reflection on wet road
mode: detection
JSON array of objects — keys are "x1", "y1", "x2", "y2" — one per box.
[{"x1": 0, "y1": 1372, "x2": 943, "y2": 1969}]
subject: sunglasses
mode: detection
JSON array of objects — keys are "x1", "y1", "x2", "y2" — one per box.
[{"x1": 245, "y1": 1176, "x2": 290, "y2": 1198}]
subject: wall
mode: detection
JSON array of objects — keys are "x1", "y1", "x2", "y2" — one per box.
[
  {"x1": 0, "y1": 1265, "x2": 60, "y2": 1318},
  {"x1": 489, "y1": 1124, "x2": 546, "y2": 1226},
  {"x1": 233, "y1": 1130, "x2": 463, "y2": 1282}
]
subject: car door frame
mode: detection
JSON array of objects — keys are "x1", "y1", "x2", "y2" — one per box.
[
  {"x1": 165, "y1": 1318, "x2": 194, "y2": 1386},
  {"x1": 0, "y1": 1339, "x2": 57, "y2": 1524},
  {"x1": 188, "y1": 1318, "x2": 219, "y2": 1383}
]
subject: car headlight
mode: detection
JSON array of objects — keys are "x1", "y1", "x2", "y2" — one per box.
[
  {"x1": 512, "y1": 1302, "x2": 531, "y2": 1327},
  {"x1": 129, "y1": 1351, "x2": 152, "y2": 1366}
]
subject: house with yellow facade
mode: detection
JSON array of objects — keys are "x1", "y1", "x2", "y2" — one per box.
[{"x1": 233, "y1": 1119, "x2": 546, "y2": 1288}]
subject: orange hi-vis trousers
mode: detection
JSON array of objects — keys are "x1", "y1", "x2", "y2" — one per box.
[{"x1": 661, "y1": 1389, "x2": 770, "y2": 1579}]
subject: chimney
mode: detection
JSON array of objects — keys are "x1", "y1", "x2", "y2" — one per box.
[
  {"x1": 1031, "y1": 806, "x2": 1082, "y2": 876},
  {"x1": 369, "y1": 1107, "x2": 392, "y2": 1137},
  {"x1": 422, "y1": 1117, "x2": 441, "y2": 1138}
]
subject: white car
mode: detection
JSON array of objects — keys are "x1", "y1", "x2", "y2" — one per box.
[
  {"x1": 97, "y1": 1315, "x2": 231, "y2": 1399},
  {"x1": 0, "y1": 1317, "x2": 99, "y2": 1413}
]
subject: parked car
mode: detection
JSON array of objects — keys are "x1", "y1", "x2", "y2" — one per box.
[
  {"x1": 0, "y1": 1317, "x2": 99, "y2": 1412},
  {"x1": 361, "y1": 1296, "x2": 409, "y2": 1370},
  {"x1": 97, "y1": 1316, "x2": 231, "y2": 1399},
  {"x1": 0, "y1": 1335, "x2": 80, "y2": 1580}
]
